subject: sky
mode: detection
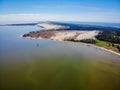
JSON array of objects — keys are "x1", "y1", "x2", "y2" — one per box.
[{"x1": 0, "y1": 0, "x2": 120, "y2": 24}]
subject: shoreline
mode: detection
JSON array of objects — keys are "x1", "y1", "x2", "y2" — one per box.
[
  {"x1": 21, "y1": 35, "x2": 120, "y2": 57},
  {"x1": 90, "y1": 44, "x2": 120, "y2": 56}
]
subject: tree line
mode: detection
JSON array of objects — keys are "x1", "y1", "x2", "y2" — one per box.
[{"x1": 96, "y1": 30, "x2": 120, "y2": 44}]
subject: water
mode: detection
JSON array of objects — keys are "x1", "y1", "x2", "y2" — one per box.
[
  {"x1": 0, "y1": 26, "x2": 120, "y2": 90},
  {"x1": 66, "y1": 21, "x2": 120, "y2": 28}
]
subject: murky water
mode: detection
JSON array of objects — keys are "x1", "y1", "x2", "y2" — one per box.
[{"x1": 0, "y1": 26, "x2": 120, "y2": 90}]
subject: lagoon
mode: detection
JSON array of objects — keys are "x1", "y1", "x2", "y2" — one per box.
[{"x1": 0, "y1": 25, "x2": 120, "y2": 90}]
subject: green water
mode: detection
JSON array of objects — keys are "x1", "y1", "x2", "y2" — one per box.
[
  {"x1": 1, "y1": 56, "x2": 120, "y2": 90},
  {"x1": 0, "y1": 26, "x2": 120, "y2": 90}
]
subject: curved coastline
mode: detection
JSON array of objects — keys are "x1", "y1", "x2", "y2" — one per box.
[
  {"x1": 90, "y1": 44, "x2": 120, "y2": 56},
  {"x1": 22, "y1": 22, "x2": 120, "y2": 57},
  {"x1": 21, "y1": 35, "x2": 120, "y2": 57}
]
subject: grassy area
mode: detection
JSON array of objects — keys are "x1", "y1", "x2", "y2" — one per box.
[
  {"x1": 69, "y1": 39, "x2": 120, "y2": 53},
  {"x1": 95, "y1": 40, "x2": 120, "y2": 53}
]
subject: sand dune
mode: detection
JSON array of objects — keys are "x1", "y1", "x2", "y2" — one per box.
[
  {"x1": 37, "y1": 23, "x2": 69, "y2": 30},
  {"x1": 51, "y1": 30, "x2": 99, "y2": 41},
  {"x1": 23, "y1": 30, "x2": 99, "y2": 41}
]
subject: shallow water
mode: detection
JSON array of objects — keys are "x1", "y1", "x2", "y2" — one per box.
[{"x1": 0, "y1": 26, "x2": 120, "y2": 90}]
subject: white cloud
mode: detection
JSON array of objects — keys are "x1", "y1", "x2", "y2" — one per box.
[
  {"x1": 0, "y1": 13, "x2": 120, "y2": 24},
  {"x1": 0, "y1": 13, "x2": 78, "y2": 24},
  {"x1": 0, "y1": 14, "x2": 72, "y2": 24}
]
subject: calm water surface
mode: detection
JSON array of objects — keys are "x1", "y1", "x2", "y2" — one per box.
[{"x1": 0, "y1": 26, "x2": 120, "y2": 90}]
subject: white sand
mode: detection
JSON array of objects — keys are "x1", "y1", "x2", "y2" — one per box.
[
  {"x1": 37, "y1": 23, "x2": 69, "y2": 30},
  {"x1": 50, "y1": 30, "x2": 99, "y2": 41}
]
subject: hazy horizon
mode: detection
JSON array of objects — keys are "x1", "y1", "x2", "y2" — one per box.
[{"x1": 0, "y1": 0, "x2": 120, "y2": 24}]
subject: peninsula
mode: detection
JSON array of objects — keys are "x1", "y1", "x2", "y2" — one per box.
[{"x1": 22, "y1": 21, "x2": 120, "y2": 54}]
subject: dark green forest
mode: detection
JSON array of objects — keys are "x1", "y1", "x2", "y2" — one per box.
[{"x1": 96, "y1": 30, "x2": 120, "y2": 44}]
